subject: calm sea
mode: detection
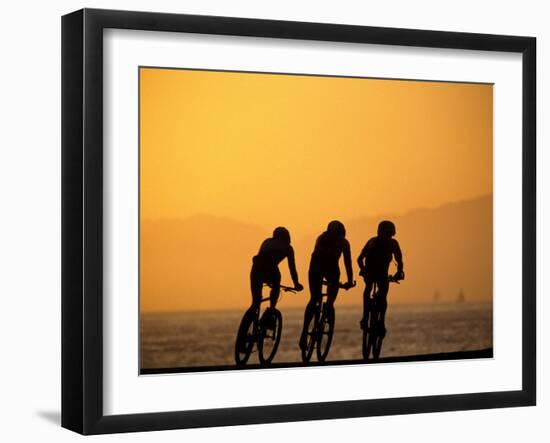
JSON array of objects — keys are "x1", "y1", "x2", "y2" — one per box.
[{"x1": 140, "y1": 302, "x2": 492, "y2": 370}]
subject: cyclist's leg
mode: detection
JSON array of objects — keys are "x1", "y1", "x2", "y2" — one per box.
[
  {"x1": 362, "y1": 277, "x2": 374, "y2": 329},
  {"x1": 248, "y1": 265, "x2": 263, "y2": 316},
  {"x1": 300, "y1": 268, "x2": 322, "y2": 348},
  {"x1": 238, "y1": 266, "x2": 263, "y2": 353},
  {"x1": 376, "y1": 277, "x2": 389, "y2": 333},
  {"x1": 325, "y1": 268, "x2": 340, "y2": 311},
  {"x1": 268, "y1": 268, "x2": 281, "y2": 309}
]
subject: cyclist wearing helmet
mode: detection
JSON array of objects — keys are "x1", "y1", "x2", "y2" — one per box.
[
  {"x1": 299, "y1": 220, "x2": 354, "y2": 350},
  {"x1": 249, "y1": 227, "x2": 303, "y2": 315},
  {"x1": 357, "y1": 220, "x2": 404, "y2": 334}
]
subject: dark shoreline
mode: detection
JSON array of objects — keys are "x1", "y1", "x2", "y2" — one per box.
[{"x1": 141, "y1": 347, "x2": 493, "y2": 375}]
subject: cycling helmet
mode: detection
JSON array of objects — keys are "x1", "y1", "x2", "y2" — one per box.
[
  {"x1": 273, "y1": 226, "x2": 291, "y2": 244},
  {"x1": 327, "y1": 220, "x2": 346, "y2": 238},
  {"x1": 377, "y1": 220, "x2": 396, "y2": 238}
]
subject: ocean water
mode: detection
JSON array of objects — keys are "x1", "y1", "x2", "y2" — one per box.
[{"x1": 140, "y1": 302, "x2": 492, "y2": 370}]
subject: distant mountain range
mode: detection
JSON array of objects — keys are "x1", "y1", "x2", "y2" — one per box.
[
  {"x1": 140, "y1": 195, "x2": 492, "y2": 312},
  {"x1": 343, "y1": 195, "x2": 492, "y2": 306}
]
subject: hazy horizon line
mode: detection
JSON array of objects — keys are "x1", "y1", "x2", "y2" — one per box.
[{"x1": 141, "y1": 298, "x2": 493, "y2": 315}]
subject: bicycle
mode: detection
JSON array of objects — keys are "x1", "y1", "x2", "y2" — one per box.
[
  {"x1": 301, "y1": 280, "x2": 356, "y2": 363},
  {"x1": 361, "y1": 275, "x2": 400, "y2": 361},
  {"x1": 234, "y1": 284, "x2": 296, "y2": 366}
]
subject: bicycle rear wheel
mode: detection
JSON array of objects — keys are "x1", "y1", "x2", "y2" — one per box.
[
  {"x1": 258, "y1": 309, "x2": 282, "y2": 365},
  {"x1": 301, "y1": 309, "x2": 319, "y2": 363},
  {"x1": 371, "y1": 317, "x2": 385, "y2": 360},
  {"x1": 316, "y1": 304, "x2": 335, "y2": 362},
  {"x1": 365, "y1": 309, "x2": 383, "y2": 361},
  {"x1": 372, "y1": 333, "x2": 384, "y2": 360},
  {"x1": 234, "y1": 311, "x2": 256, "y2": 366},
  {"x1": 361, "y1": 310, "x2": 373, "y2": 360}
]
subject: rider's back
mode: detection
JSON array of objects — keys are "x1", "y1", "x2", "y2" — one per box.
[
  {"x1": 310, "y1": 231, "x2": 348, "y2": 270},
  {"x1": 361, "y1": 236, "x2": 401, "y2": 277},
  {"x1": 254, "y1": 238, "x2": 291, "y2": 269}
]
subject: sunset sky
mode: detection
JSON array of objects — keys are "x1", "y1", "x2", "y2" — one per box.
[{"x1": 140, "y1": 67, "x2": 493, "y2": 312}]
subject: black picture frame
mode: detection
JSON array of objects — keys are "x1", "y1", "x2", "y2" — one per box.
[{"x1": 62, "y1": 8, "x2": 536, "y2": 435}]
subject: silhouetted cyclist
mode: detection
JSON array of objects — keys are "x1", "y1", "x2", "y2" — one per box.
[
  {"x1": 357, "y1": 220, "x2": 404, "y2": 335},
  {"x1": 249, "y1": 227, "x2": 303, "y2": 318},
  {"x1": 299, "y1": 220, "x2": 354, "y2": 350}
]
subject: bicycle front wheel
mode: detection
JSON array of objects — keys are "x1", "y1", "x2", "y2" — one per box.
[
  {"x1": 258, "y1": 309, "x2": 283, "y2": 365},
  {"x1": 364, "y1": 309, "x2": 383, "y2": 361},
  {"x1": 234, "y1": 311, "x2": 256, "y2": 366},
  {"x1": 301, "y1": 309, "x2": 319, "y2": 363},
  {"x1": 371, "y1": 321, "x2": 385, "y2": 360},
  {"x1": 316, "y1": 304, "x2": 335, "y2": 362},
  {"x1": 361, "y1": 314, "x2": 372, "y2": 361}
]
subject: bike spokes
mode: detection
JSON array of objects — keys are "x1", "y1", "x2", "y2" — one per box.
[
  {"x1": 372, "y1": 335, "x2": 383, "y2": 360},
  {"x1": 316, "y1": 305, "x2": 335, "y2": 362},
  {"x1": 371, "y1": 322, "x2": 385, "y2": 360},
  {"x1": 258, "y1": 309, "x2": 282, "y2": 365},
  {"x1": 361, "y1": 317, "x2": 371, "y2": 360},
  {"x1": 234, "y1": 312, "x2": 256, "y2": 365},
  {"x1": 362, "y1": 305, "x2": 385, "y2": 361},
  {"x1": 301, "y1": 311, "x2": 318, "y2": 363}
]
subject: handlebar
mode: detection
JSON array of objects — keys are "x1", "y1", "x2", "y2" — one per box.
[
  {"x1": 321, "y1": 280, "x2": 356, "y2": 290},
  {"x1": 360, "y1": 269, "x2": 404, "y2": 284},
  {"x1": 264, "y1": 283, "x2": 299, "y2": 293},
  {"x1": 388, "y1": 275, "x2": 403, "y2": 284},
  {"x1": 280, "y1": 285, "x2": 298, "y2": 293}
]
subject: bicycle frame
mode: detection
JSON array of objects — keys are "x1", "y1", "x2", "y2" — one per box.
[
  {"x1": 234, "y1": 283, "x2": 296, "y2": 366},
  {"x1": 301, "y1": 279, "x2": 355, "y2": 363},
  {"x1": 260, "y1": 283, "x2": 297, "y2": 303},
  {"x1": 362, "y1": 276, "x2": 400, "y2": 360}
]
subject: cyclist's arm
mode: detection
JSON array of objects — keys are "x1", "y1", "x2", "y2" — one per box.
[
  {"x1": 357, "y1": 242, "x2": 370, "y2": 273},
  {"x1": 393, "y1": 240, "x2": 404, "y2": 274},
  {"x1": 357, "y1": 249, "x2": 365, "y2": 271},
  {"x1": 343, "y1": 240, "x2": 354, "y2": 284},
  {"x1": 287, "y1": 246, "x2": 300, "y2": 286}
]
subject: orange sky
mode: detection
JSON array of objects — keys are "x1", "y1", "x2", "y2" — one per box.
[{"x1": 139, "y1": 67, "x2": 493, "y2": 312}]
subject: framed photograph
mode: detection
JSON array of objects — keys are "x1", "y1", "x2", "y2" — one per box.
[{"x1": 61, "y1": 8, "x2": 536, "y2": 434}]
